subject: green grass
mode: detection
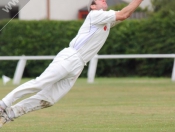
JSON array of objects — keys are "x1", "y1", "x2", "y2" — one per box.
[{"x1": 0, "y1": 78, "x2": 175, "y2": 132}]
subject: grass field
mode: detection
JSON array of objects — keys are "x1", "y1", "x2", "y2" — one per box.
[{"x1": 0, "y1": 78, "x2": 175, "y2": 132}]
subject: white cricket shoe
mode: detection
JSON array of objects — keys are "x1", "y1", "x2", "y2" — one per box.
[
  {"x1": 0, "y1": 109, "x2": 13, "y2": 128},
  {"x1": 0, "y1": 103, "x2": 5, "y2": 111},
  {"x1": 0, "y1": 107, "x2": 4, "y2": 112}
]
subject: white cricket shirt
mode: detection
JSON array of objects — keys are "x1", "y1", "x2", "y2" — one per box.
[{"x1": 69, "y1": 9, "x2": 120, "y2": 64}]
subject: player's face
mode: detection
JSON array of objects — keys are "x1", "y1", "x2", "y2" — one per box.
[{"x1": 93, "y1": 0, "x2": 108, "y2": 11}]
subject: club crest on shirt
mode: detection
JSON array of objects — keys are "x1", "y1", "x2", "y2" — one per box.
[{"x1": 104, "y1": 25, "x2": 107, "y2": 31}]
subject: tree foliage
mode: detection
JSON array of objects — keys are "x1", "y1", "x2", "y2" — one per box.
[
  {"x1": 109, "y1": 3, "x2": 148, "y2": 12},
  {"x1": 0, "y1": 18, "x2": 174, "y2": 78},
  {"x1": 151, "y1": 0, "x2": 175, "y2": 18},
  {"x1": 152, "y1": 0, "x2": 175, "y2": 12}
]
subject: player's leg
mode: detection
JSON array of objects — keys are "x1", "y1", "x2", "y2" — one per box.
[
  {"x1": 11, "y1": 60, "x2": 83, "y2": 118},
  {"x1": 1, "y1": 66, "x2": 83, "y2": 125},
  {"x1": 0, "y1": 63, "x2": 70, "y2": 127},
  {"x1": 1, "y1": 57, "x2": 69, "y2": 110},
  {"x1": 0, "y1": 47, "x2": 84, "y2": 127}
]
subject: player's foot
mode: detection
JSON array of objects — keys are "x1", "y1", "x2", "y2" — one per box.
[
  {"x1": 0, "y1": 102, "x2": 5, "y2": 112},
  {"x1": 0, "y1": 107, "x2": 4, "y2": 112},
  {"x1": 0, "y1": 109, "x2": 13, "y2": 128}
]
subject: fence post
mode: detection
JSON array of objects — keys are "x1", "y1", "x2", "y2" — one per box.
[
  {"x1": 172, "y1": 58, "x2": 175, "y2": 81},
  {"x1": 13, "y1": 56, "x2": 27, "y2": 85},
  {"x1": 87, "y1": 55, "x2": 98, "y2": 83}
]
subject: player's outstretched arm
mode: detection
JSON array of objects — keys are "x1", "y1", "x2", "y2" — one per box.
[{"x1": 115, "y1": 0, "x2": 143, "y2": 21}]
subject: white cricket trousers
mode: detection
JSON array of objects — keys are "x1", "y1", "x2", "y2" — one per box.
[{"x1": 2, "y1": 47, "x2": 85, "y2": 118}]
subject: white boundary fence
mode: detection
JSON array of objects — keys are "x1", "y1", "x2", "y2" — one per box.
[
  {"x1": 0, "y1": 54, "x2": 175, "y2": 85},
  {"x1": 88, "y1": 54, "x2": 175, "y2": 83},
  {"x1": 0, "y1": 56, "x2": 55, "y2": 85}
]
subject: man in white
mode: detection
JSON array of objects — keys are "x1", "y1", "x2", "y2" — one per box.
[{"x1": 0, "y1": 0, "x2": 143, "y2": 128}]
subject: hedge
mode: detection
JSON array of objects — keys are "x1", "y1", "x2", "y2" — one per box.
[
  {"x1": 0, "y1": 20, "x2": 82, "y2": 77},
  {"x1": 0, "y1": 14, "x2": 175, "y2": 78}
]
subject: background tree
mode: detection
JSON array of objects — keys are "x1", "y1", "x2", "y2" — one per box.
[
  {"x1": 109, "y1": 3, "x2": 148, "y2": 12},
  {"x1": 151, "y1": 0, "x2": 175, "y2": 18}
]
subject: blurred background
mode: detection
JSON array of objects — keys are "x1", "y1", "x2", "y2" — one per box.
[
  {"x1": 0, "y1": 0, "x2": 152, "y2": 20},
  {"x1": 0, "y1": 0, "x2": 175, "y2": 83}
]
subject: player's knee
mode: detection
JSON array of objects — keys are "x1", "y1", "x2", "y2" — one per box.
[{"x1": 40, "y1": 100, "x2": 54, "y2": 108}]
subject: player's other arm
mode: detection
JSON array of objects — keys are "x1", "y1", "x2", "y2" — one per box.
[{"x1": 115, "y1": 0, "x2": 143, "y2": 21}]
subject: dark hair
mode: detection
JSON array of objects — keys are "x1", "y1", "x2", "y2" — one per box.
[{"x1": 90, "y1": 0, "x2": 96, "y2": 11}]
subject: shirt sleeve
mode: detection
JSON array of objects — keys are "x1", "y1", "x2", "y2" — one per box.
[
  {"x1": 110, "y1": 21, "x2": 122, "y2": 28},
  {"x1": 90, "y1": 10, "x2": 116, "y2": 25},
  {"x1": 110, "y1": 10, "x2": 122, "y2": 28}
]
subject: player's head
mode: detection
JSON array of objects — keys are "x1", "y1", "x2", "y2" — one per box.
[{"x1": 88, "y1": 0, "x2": 108, "y2": 11}]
